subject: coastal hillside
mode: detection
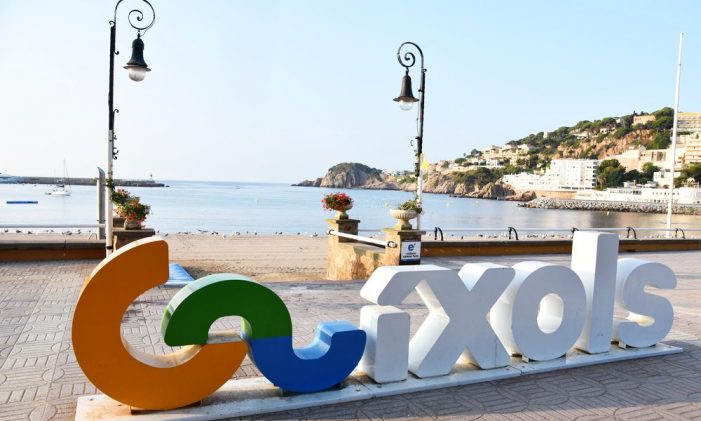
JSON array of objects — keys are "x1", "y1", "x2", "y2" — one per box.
[
  {"x1": 295, "y1": 107, "x2": 680, "y2": 200},
  {"x1": 498, "y1": 107, "x2": 674, "y2": 170}
]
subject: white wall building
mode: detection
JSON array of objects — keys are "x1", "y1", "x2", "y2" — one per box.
[
  {"x1": 502, "y1": 172, "x2": 547, "y2": 190},
  {"x1": 576, "y1": 186, "x2": 701, "y2": 205},
  {"x1": 503, "y1": 159, "x2": 600, "y2": 191},
  {"x1": 653, "y1": 169, "x2": 682, "y2": 188}
]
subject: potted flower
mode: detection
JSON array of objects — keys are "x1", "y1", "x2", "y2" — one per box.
[
  {"x1": 110, "y1": 188, "x2": 132, "y2": 207},
  {"x1": 110, "y1": 188, "x2": 132, "y2": 226},
  {"x1": 390, "y1": 197, "x2": 423, "y2": 230},
  {"x1": 119, "y1": 197, "x2": 151, "y2": 230},
  {"x1": 322, "y1": 192, "x2": 353, "y2": 220}
]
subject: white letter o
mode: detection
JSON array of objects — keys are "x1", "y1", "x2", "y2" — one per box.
[{"x1": 492, "y1": 262, "x2": 587, "y2": 361}]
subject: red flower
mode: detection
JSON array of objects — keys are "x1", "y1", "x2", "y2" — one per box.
[{"x1": 322, "y1": 192, "x2": 353, "y2": 211}]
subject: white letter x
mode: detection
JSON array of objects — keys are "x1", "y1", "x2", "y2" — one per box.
[{"x1": 360, "y1": 263, "x2": 513, "y2": 378}]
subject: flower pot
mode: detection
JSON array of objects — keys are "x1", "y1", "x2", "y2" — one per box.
[
  {"x1": 112, "y1": 216, "x2": 125, "y2": 228},
  {"x1": 390, "y1": 209, "x2": 418, "y2": 230},
  {"x1": 334, "y1": 203, "x2": 353, "y2": 220},
  {"x1": 124, "y1": 218, "x2": 142, "y2": 230}
]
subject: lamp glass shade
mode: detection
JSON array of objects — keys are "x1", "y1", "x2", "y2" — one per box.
[
  {"x1": 125, "y1": 66, "x2": 150, "y2": 82},
  {"x1": 399, "y1": 100, "x2": 415, "y2": 111}
]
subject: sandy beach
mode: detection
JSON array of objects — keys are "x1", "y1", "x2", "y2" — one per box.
[
  {"x1": 0, "y1": 232, "x2": 330, "y2": 281},
  {"x1": 164, "y1": 234, "x2": 328, "y2": 281}
]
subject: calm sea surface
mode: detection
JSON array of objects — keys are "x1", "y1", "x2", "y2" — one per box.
[{"x1": 1, "y1": 181, "x2": 700, "y2": 234}]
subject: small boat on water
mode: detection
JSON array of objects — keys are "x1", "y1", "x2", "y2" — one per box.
[
  {"x1": 46, "y1": 160, "x2": 72, "y2": 196},
  {"x1": 46, "y1": 183, "x2": 71, "y2": 196}
]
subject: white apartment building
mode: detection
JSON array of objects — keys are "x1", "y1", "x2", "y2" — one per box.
[
  {"x1": 503, "y1": 159, "x2": 600, "y2": 191},
  {"x1": 678, "y1": 112, "x2": 701, "y2": 134},
  {"x1": 548, "y1": 159, "x2": 599, "y2": 189},
  {"x1": 682, "y1": 133, "x2": 701, "y2": 164}
]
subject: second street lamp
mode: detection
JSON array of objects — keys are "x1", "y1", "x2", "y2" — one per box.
[
  {"x1": 106, "y1": 0, "x2": 155, "y2": 255},
  {"x1": 394, "y1": 41, "x2": 426, "y2": 229},
  {"x1": 123, "y1": 34, "x2": 152, "y2": 82}
]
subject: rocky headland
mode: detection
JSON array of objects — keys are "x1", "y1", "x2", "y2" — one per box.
[{"x1": 294, "y1": 162, "x2": 536, "y2": 201}]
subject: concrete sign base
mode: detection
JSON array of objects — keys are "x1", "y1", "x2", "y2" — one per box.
[{"x1": 75, "y1": 343, "x2": 681, "y2": 420}]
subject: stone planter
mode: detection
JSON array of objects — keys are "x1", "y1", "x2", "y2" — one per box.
[
  {"x1": 334, "y1": 203, "x2": 353, "y2": 220},
  {"x1": 112, "y1": 216, "x2": 125, "y2": 228},
  {"x1": 124, "y1": 218, "x2": 142, "y2": 230},
  {"x1": 390, "y1": 209, "x2": 418, "y2": 230}
]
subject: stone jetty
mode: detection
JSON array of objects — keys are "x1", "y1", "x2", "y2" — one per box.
[
  {"x1": 18, "y1": 176, "x2": 165, "y2": 187},
  {"x1": 520, "y1": 197, "x2": 701, "y2": 215}
]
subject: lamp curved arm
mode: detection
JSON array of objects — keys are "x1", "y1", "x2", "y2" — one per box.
[
  {"x1": 397, "y1": 42, "x2": 424, "y2": 72},
  {"x1": 112, "y1": 0, "x2": 156, "y2": 35}
]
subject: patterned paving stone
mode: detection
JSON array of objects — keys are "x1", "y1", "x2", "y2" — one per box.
[{"x1": 0, "y1": 251, "x2": 700, "y2": 420}]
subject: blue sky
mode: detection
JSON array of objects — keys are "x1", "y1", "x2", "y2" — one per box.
[{"x1": 1, "y1": 1, "x2": 700, "y2": 182}]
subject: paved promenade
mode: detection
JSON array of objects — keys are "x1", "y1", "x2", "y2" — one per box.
[{"x1": 0, "y1": 250, "x2": 700, "y2": 420}]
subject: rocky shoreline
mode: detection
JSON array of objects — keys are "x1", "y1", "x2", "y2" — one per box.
[
  {"x1": 293, "y1": 163, "x2": 537, "y2": 201},
  {"x1": 294, "y1": 178, "x2": 537, "y2": 201},
  {"x1": 521, "y1": 197, "x2": 701, "y2": 215}
]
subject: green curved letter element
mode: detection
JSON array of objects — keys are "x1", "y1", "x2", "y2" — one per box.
[{"x1": 161, "y1": 274, "x2": 292, "y2": 345}]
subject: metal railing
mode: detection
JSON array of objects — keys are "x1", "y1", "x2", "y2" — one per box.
[
  {"x1": 431, "y1": 226, "x2": 701, "y2": 241},
  {"x1": 328, "y1": 229, "x2": 397, "y2": 248}
]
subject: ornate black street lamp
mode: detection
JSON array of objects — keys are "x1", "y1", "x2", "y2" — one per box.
[
  {"x1": 394, "y1": 42, "x2": 425, "y2": 229},
  {"x1": 106, "y1": 0, "x2": 155, "y2": 254}
]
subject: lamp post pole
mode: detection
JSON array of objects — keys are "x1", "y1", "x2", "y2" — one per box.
[
  {"x1": 394, "y1": 42, "x2": 426, "y2": 230},
  {"x1": 666, "y1": 32, "x2": 683, "y2": 238},
  {"x1": 106, "y1": 0, "x2": 155, "y2": 255}
]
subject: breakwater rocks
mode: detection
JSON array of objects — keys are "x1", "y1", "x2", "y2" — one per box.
[{"x1": 521, "y1": 197, "x2": 701, "y2": 215}]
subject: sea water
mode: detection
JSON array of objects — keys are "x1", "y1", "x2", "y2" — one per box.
[{"x1": 1, "y1": 181, "x2": 699, "y2": 235}]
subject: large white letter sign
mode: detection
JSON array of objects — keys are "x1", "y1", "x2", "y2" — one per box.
[
  {"x1": 359, "y1": 305, "x2": 410, "y2": 383},
  {"x1": 492, "y1": 262, "x2": 586, "y2": 361},
  {"x1": 571, "y1": 232, "x2": 618, "y2": 354},
  {"x1": 361, "y1": 265, "x2": 468, "y2": 378},
  {"x1": 613, "y1": 258, "x2": 676, "y2": 348},
  {"x1": 360, "y1": 263, "x2": 513, "y2": 380},
  {"x1": 456, "y1": 263, "x2": 514, "y2": 369}
]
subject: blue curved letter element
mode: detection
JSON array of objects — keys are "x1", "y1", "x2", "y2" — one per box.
[{"x1": 246, "y1": 321, "x2": 366, "y2": 393}]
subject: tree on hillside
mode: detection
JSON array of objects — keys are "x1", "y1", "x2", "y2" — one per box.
[
  {"x1": 620, "y1": 114, "x2": 633, "y2": 130},
  {"x1": 450, "y1": 167, "x2": 499, "y2": 188},
  {"x1": 653, "y1": 107, "x2": 674, "y2": 119},
  {"x1": 675, "y1": 163, "x2": 701, "y2": 187},
  {"x1": 641, "y1": 163, "x2": 660, "y2": 184},
  {"x1": 601, "y1": 117, "x2": 617, "y2": 126},
  {"x1": 651, "y1": 116, "x2": 674, "y2": 131},
  {"x1": 575, "y1": 120, "x2": 593, "y2": 131},
  {"x1": 649, "y1": 131, "x2": 671, "y2": 149},
  {"x1": 624, "y1": 169, "x2": 642, "y2": 183},
  {"x1": 596, "y1": 159, "x2": 626, "y2": 190}
]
